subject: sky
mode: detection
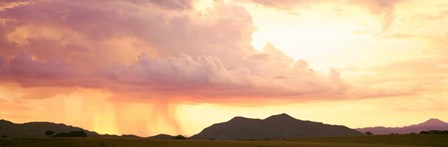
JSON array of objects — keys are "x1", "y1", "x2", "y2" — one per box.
[{"x1": 0, "y1": 0, "x2": 448, "y2": 136}]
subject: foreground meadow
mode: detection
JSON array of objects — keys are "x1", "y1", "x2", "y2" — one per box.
[{"x1": 1, "y1": 134, "x2": 447, "y2": 147}]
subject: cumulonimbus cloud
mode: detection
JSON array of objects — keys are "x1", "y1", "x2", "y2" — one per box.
[{"x1": 0, "y1": 0, "x2": 348, "y2": 102}]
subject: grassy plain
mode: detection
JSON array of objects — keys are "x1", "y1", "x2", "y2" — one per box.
[{"x1": 1, "y1": 134, "x2": 447, "y2": 147}]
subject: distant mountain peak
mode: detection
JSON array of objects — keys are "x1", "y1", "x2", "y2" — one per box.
[
  {"x1": 265, "y1": 113, "x2": 296, "y2": 121},
  {"x1": 229, "y1": 116, "x2": 249, "y2": 121},
  {"x1": 230, "y1": 116, "x2": 246, "y2": 120},
  {"x1": 419, "y1": 118, "x2": 448, "y2": 126},
  {"x1": 273, "y1": 113, "x2": 291, "y2": 117}
]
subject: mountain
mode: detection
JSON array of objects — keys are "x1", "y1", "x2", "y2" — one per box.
[
  {"x1": 0, "y1": 119, "x2": 100, "y2": 138},
  {"x1": 190, "y1": 113, "x2": 363, "y2": 140},
  {"x1": 121, "y1": 134, "x2": 142, "y2": 138},
  {"x1": 357, "y1": 118, "x2": 448, "y2": 135},
  {"x1": 147, "y1": 134, "x2": 175, "y2": 139}
]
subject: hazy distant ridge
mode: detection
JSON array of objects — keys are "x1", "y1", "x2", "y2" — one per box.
[{"x1": 357, "y1": 118, "x2": 448, "y2": 134}]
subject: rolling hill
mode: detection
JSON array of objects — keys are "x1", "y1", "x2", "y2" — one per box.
[
  {"x1": 191, "y1": 113, "x2": 363, "y2": 140},
  {"x1": 147, "y1": 134, "x2": 175, "y2": 139}
]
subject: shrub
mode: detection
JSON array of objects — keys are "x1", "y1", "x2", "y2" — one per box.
[
  {"x1": 172, "y1": 135, "x2": 186, "y2": 140},
  {"x1": 45, "y1": 130, "x2": 55, "y2": 136}
]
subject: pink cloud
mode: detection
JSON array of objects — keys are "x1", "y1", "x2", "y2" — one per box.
[
  {"x1": 146, "y1": 0, "x2": 193, "y2": 10},
  {"x1": 0, "y1": 0, "x2": 349, "y2": 102},
  {"x1": 8, "y1": 53, "x2": 73, "y2": 78}
]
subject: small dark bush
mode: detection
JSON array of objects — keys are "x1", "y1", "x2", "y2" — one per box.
[
  {"x1": 45, "y1": 130, "x2": 55, "y2": 136},
  {"x1": 172, "y1": 135, "x2": 186, "y2": 140}
]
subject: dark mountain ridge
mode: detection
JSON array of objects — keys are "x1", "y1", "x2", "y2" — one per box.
[
  {"x1": 0, "y1": 119, "x2": 100, "y2": 138},
  {"x1": 191, "y1": 113, "x2": 363, "y2": 140}
]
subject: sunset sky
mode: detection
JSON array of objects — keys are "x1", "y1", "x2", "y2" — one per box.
[{"x1": 1, "y1": 0, "x2": 448, "y2": 136}]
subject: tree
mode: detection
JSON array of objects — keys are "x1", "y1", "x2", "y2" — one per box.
[
  {"x1": 45, "y1": 130, "x2": 55, "y2": 137},
  {"x1": 365, "y1": 131, "x2": 373, "y2": 136}
]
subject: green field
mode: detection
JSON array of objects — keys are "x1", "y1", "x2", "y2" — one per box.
[{"x1": 1, "y1": 134, "x2": 447, "y2": 147}]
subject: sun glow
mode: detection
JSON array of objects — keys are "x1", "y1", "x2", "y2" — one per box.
[
  {"x1": 252, "y1": 24, "x2": 365, "y2": 71},
  {"x1": 193, "y1": 0, "x2": 214, "y2": 12},
  {"x1": 252, "y1": 23, "x2": 360, "y2": 55},
  {"x1": 244, "y1": 3, "x2": 379, "y2": 70}
]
